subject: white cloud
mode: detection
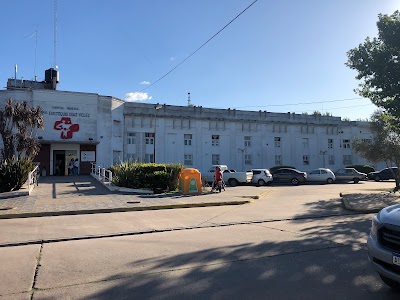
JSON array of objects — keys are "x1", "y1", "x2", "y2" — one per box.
[
  {"x1": 140, "y1": 81, "x2": 150, "y2": 85},
  {"x1": 124, "y1": 92, "x2": 153, "y2": 102}
]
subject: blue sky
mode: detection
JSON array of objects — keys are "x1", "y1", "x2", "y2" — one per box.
[{"x1": 1, "y1": 0, "x2": 399, "y2": 120}]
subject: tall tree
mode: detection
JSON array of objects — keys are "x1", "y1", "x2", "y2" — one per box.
[
  {"x1": 0, "y1": 98, "x2": 44, "y2": 160},
  {"x1": 353, "y1": 111, "x2": 400, "y2": 191},
  {"x1": 346, "y1": 11, "x2": 400, "y2": 117}
]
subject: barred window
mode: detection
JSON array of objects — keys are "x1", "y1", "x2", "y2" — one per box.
[
  {"x1": 328, "y1": 139, "x2": 333, "y2": 149},
  {"x1": 127, "y1": 132, "x2": 135, "y2": 144},
  {"x1": 342, "y1": 139, "x2": 351, "y2": 149},
  {"x1": 244, "y1": 136, "x2": 251, "y2": 147},
  {"x1": 212, "y1": 154, "x2": 220, "y2": 165},
  {"x1": 328, "y1": 155, "x2": 335, "y2": 165},
  {"x1": 184, "y1": 154, "x2": 193, "y2": 165},
  {"x1": 212, "y1": 135, "x2": 219, "y2": 146},
  {"x1": 303, "y1": 138, "x2": 309, "y2": 149},
  {"x1": 244, "y1": 154, "x2": 252, "y2": 165},
  {"x1": 184, "y1": 134, "x2": 192, "y2": 146},
  {"x1": 343, "y1": 155, "x2": 352, "y2": 165},
  {"x1": 274, "y1": 137, "x2": 281, "y2": 148},
  {"x1": 145, "y1": 132, "x2": 154, "y2": 145},
  {"x1": 145, "y1": 154, "x2": 154, "y2": 163},
  {"x1": 275, "y1": 155, "x2": 282, "y2": 165},
  {"x1": 303, "y1": 155, "x2": 309, "y2": 165}
]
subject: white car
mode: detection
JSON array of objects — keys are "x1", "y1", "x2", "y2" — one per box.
[
  {"x1": 307, "y1": 168, "x2": 335, "y2": 184},
  {"x1": 251, "y1": 169, "x2": 273, "y2": 186}
]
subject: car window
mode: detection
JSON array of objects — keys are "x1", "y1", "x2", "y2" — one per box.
[
  {"x1": 345, "y1": 169, "x2": 354, "y2": 174},
  {"x1": 274, "y1": 170, "x2": 282, "y2": 174},
  {"x1": 321, "y1": 170, "x2": 327, "y2": 174},
  {"x1": 309, "y1": 170, "x2": 320, "y2": 175},
  {"x1": 253, "y1": 170, "x2": 261, "y2": 175}
]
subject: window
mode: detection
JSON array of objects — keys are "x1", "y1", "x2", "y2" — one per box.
[
  {"x1": 244, "y1": 136, "x2": 251, "y2": 147},
  {"x1": 212, "y1": 154, "x2": 220, "y2": 165},
  {"x1": 212, "y1": 135, "x2": 219, "y2": 146},
  {"x1": 113, "y1": 150, "x2": 122, "y2": 165},
  {"x1": 343, "y1": 155, "x2": 352, "y2": 165},
  {"x1": 303, "y1": 138, "x2": 309, "y2": 149},
  {"x1": 145, "y1": 154, "x2": 154, "y2": 163},
  {"x1": 127, "y1": 132, "x2": 135, "y2": 144},
  {"x1": 126, "y1": 153, "x2": 136, "y2": 161},
  {"x1": 112, "y1": 120, "x2": 122, "y2": 137},
  {"x1": 342, "y1": 139, "x2": 351, "y2": 149},
  {"x1": 274, "y1": 137, "x2": 281, "y2": 148},
  {"x1": 145, "y1": 132, "x2": 154, "y2": 145},
  {"x1": 328, "y1": 139, "x2": 333, "y2": 149},
  {"x1": 309, "y1": 170, "x2": 320, "y2": 175},
  {"x1": 362, "y1": 139, "x2": 372, "y2": 144},
  {"x1": 244, "y1": 154, "x2": 252, "y2": 165},
  {"x1": 303, "y1": 155, "x2": 309, "y2": 165},
  {"x1": 328, "y1": 155, "x2": 335, "y2": 165},
  {"x1": 275, "y1": 155, "x2": 282, "y2": 165},
  {"x1": 184, "y1": 154, "x2": 193, "y2": 165},
  {"x1": 184, "y1": 134, "x2": 192, "y2": 146}
]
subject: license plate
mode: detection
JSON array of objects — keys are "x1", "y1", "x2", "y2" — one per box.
[{"x1": 393, "y1": 253, "x2": 400, "y2": 266}]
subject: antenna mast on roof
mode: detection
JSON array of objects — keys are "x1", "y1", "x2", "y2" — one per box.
[
  {"x1": 187, "y1": 92, "x2": 192, "y2": 106},
  {"x1": 53, "y1": 0, "x2": 58, "y2": 68}
]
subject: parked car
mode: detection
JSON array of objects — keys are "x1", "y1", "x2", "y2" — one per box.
[
  {"x1": 367, "y1": 204, "x2": 400, "y2": 289},
  {"x1": 271, "y1": 168, "x2": 307, "y2": 185},
  {"x1": 334, "y1": 168, "x2": 367, "y2": 183},
  {"x1": 307, "y1": 168, "x2": 335, "y2": 184},
  {"x1": 368, "y1": 167, "x2": 398, "y2": 181},
  {"x1": 251, "y1": 169, "x2": 273, "y2": 186}
]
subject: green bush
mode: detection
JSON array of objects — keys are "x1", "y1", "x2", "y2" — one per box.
[
  {"x1": 269, "y1": 165, "x2": 296, "y2": 174},
  {"x1": 0, "y1": 157, "x2": 34, "y2": 193},
  {"x1": 346, "y1": 165, "x2": 375, "y2": 174},
  {"x1": 110, "y1": 161, "x2": 184, "y2": 192}
]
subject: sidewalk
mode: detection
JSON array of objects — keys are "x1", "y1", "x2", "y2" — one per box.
[{"x1": 0, "y1": 176, "x2": 268, "y2": 219}]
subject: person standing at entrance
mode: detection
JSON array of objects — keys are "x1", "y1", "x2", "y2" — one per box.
[
  {"x1": 74, "y1": 158, "x2": 79, "y2": 175},
  {"x1": 68, "y1": 158, "x2": 74, "y2": 175}
]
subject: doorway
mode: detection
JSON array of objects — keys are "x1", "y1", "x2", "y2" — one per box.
[
  {"x1": 52, "y1": 150, "x2": 78, "y2": 176},
  {"x1": 53, "y1": 150, "x2": 66, "y2": 176}
]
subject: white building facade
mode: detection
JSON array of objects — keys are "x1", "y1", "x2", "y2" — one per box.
[{"x1": 0, "y1": 84, "x2": 382, "y2": 175}]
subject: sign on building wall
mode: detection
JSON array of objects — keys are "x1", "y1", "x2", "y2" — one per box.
[{"x1": 81, "y1": 151, "x2": 96, "y2": 162}]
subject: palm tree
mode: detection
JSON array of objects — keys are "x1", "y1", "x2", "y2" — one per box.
[{"x1": 0, "y1": 98, "x2": 44, "y2": 160}]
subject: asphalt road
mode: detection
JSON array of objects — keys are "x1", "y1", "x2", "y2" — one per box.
[{"x1": 0, "y1": 181, "x2": 399, "y2": 299}]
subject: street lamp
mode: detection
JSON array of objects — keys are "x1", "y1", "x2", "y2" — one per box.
[{"x1": 154, "y1": 103, "x2": 162, "y2": 163}]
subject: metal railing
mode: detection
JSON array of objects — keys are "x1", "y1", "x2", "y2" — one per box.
[
  {"x1": 91, "y1": 163, "x2": 113, "y2": 184},
  {"x1": 28, "y1": 164, "x2": 39, "y2": 192}
]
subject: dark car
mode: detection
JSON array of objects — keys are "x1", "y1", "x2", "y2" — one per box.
[
  {"x1": 368, "y1": 167, "x2": 398, "y2": 181},
  {"x1": 272, "y1": 168, "x2": 307, "y2": 185}
]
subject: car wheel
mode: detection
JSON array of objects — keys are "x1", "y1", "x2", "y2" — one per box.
[
  {"x1": 228, "y1": 178, "x2": 238, "y2": 187},
  {"x1": 326, "y1": 178, "x2": 333, "y2": 184},
  {"x1": 375, "y1": 176, "x2": 381, "y2": 182},
  {"x1": 380, "y1": 274, "x2": 400, "y2": 290},
  {"x1": 291, "y1": 178, "x2": 299, "y2": 185},
  {"x1": 258, "y1": 179, "x2": 266, "y2": 186},
  {"x1": 353, "y1": 178, "x2": 360, "y2": 184}
]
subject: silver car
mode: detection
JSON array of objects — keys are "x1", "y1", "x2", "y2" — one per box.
[
  {"x1": 334, "y1": 168, "x2": 367, "y2": 183},
  {"x1": 367, "y1": 204, "x2": 400, "y2": 289}
]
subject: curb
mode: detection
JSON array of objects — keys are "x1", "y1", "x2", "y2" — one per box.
[
  {"x1": 0, "y1": 200, "x2": 251, "y2": 219},
  {"x1": 341, "y1": 197, "x2": 381, "y2": 213}
]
